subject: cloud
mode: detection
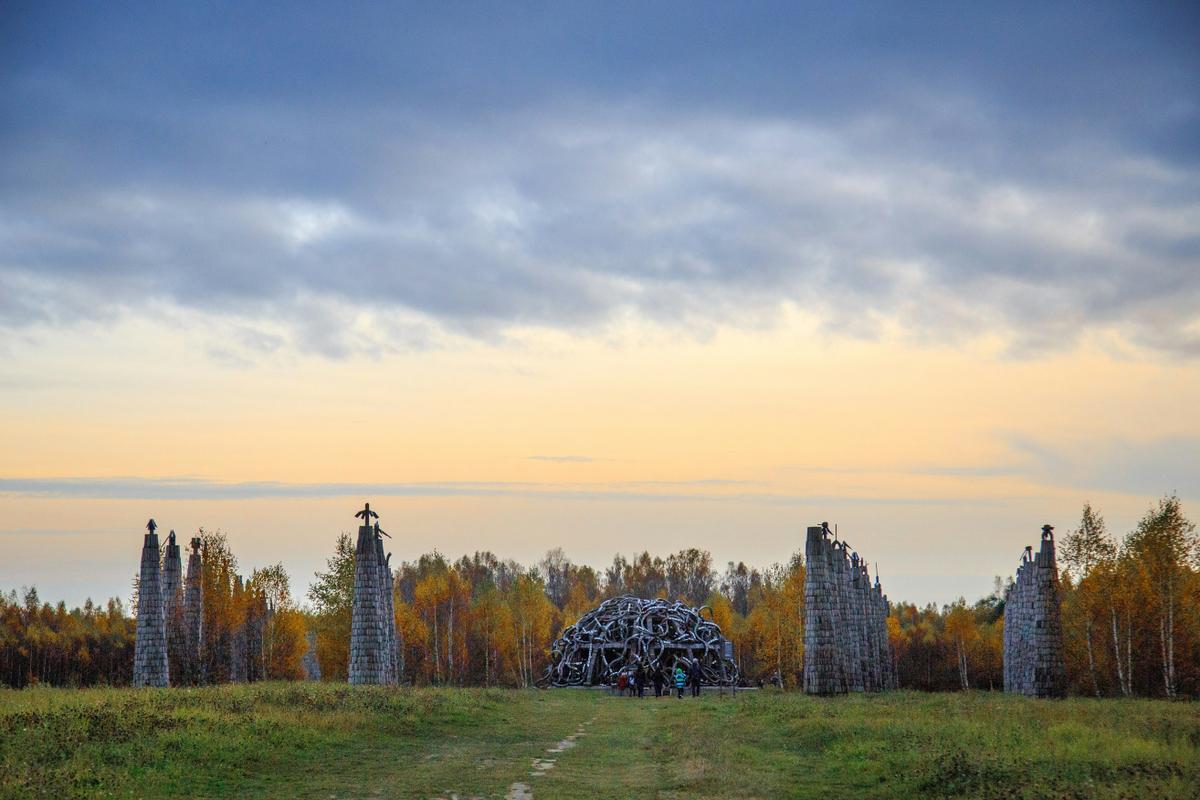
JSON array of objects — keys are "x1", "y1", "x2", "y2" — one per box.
[
  {"x1": 527, "y1": 455, "x2": 596, "y2": 463},
  {"x1": 0, "y1": 475, "x2": 996, "y2": 506},
  {"x1": 2, "y1": 4, "x2": 1197, "y2": 359},
  {"x1": 1005, "y1": 434, "x2": 1200, "y2": 500}
]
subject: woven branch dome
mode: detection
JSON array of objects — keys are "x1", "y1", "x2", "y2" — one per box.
[{"x1": 543, "y1": 595, "x2": 740, "y2": 687}]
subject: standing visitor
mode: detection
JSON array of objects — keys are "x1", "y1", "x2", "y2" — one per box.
[
  {"x1": 652, "y1": 664, "x2": 666, "y2": 697},
  {"x1": 634, "y1": 662, "x2": 646, "y2": 698},
  {"x1": 689, "y1": 657, "x2": 703, "y2": 697},
  {"x1": 617, "y1": 671, "x2": 628, "y2": 696},
  {"x1": 674, "y1": 663, "x2": 687, "y2": 699}
]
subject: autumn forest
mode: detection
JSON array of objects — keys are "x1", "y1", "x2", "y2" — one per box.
[{"x1": 3, "y1": 496, "x2": 1197, "y2": 698}]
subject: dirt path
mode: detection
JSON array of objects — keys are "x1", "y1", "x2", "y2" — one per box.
[
  {"x1": 524, "y1": 695, "x2": 668, "y2": 799},
  {"x1": 505, "y1": 716, "x2": 595, "y2": 799}
]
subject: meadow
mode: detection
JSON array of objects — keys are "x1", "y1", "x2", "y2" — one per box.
[{"x1": 1, "y1": 683, "x2": 1197, "y2": 800}]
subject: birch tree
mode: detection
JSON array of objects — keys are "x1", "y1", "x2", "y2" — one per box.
[
  {"x1": 1060, "y1": 503, "x2": 1116, "y2": 696},
  {"x1": 1124, "y1": 495, "x2": 1196, "y2": 698}
]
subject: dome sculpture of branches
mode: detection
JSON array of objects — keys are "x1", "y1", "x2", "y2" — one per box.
[{"x1": 543, "y1": 595, "x2": 740, "y2": 687}]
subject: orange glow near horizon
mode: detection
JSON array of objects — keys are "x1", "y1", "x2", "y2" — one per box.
[{"x1": 1, "y1": 312, "x2": 1197, "y2": 607}]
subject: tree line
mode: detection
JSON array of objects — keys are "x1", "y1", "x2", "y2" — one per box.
[
  {"x1": 2, "y1": 529, "x2": 309, "y2": 688},
  {"x1": 3, "y1": 496, "x2": 1197, "y2": 696}
]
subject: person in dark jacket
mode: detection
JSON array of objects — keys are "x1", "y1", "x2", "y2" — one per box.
[
  {"x1": 689, "y1": 657, "x2": 703, "y2": 697},
  {"x1": 634, "y1": 662, "x2": 646, "y2": 698},
  {"x1": 651, "y1": 665, "x2": 666, "y2": 697}
]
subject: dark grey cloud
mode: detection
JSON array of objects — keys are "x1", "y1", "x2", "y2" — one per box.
[{"x1": 2, "y1": 2, "x2": 1197, "y2": 357}]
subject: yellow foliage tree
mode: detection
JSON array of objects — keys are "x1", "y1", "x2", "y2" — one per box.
[{"x1": 509, "y1": 574, "x2": 553, "y2": 687}]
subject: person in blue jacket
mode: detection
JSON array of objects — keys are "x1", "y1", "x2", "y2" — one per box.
[{"x1": 673, "y1": 663, "x2": 687, "y2": 699}]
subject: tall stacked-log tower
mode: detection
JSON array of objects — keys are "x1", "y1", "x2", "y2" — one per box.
[
  {"x1": 183, "y1": 536, "x2": 205, "y2": 684},
  {"x1": 133, "y1": 519, "x2": 169, "y2": 687},
  {"x1": 349, "y1": 503, "x2": 400, "y2": 685},
  {"x1": 803, "y1": 523, "x2": 895, "y2": 695},
  {"x1": 162, "y1": 530, "x2": 185, "y2": 680},
  {"x1": 1003, "y1": 525, "x2": 1067, "y2": 698}
]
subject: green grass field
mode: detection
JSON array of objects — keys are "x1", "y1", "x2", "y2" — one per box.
[{"x1": 1, "y1": 684, "x2": 1197, "y2": 800}]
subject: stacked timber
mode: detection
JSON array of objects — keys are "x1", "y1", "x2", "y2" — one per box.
[
  {"x1": 133, "y1": 520, "x2": 169, "y2": 688},
  {"x1": 803, "y1": 523, "x2": 894, "y2": 695},
  {"x1": 1003, "y1": 525, "x2": 1067, "y2": 698}
]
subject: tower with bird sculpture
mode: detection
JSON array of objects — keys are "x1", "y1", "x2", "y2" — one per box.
[
  {"x1": 349, "y1": 503, "x2": 398, "y2": 684},
  {"x1": 133, "y1": 519, "x2": 169, "y2": 687}
]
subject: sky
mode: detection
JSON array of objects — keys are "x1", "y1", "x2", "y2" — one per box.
[{"x1": 1, "y1": 2, "x2": 1198, "y2": 609}]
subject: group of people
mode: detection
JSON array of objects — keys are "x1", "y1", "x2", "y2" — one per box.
[{"x1": 614, "y1": 656, "x2": 705, "y2": 699}]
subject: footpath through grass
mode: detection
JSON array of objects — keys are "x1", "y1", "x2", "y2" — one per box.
[{"x1": 1, "y1": 683, "x2": 1197, "y2": 800}]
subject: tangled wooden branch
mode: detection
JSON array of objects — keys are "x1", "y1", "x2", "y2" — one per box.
[{"x1": 543, "y1": 595, "x2": 740, "y2": 687}]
